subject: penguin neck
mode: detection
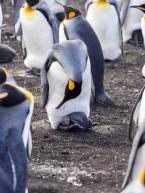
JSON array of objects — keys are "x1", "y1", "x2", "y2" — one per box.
[
  {"x1": 95, "y1": 0, "x2": 108, "y2": 6},
  {"x1": 23, "y1": 4, "x2": 36, "y2": 15}
]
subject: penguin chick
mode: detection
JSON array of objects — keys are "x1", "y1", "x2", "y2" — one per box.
[
  {"x1": 129, "y1": 85, "x2": 145, "y2": 141},
  {"x1": 122, "y1": 122, "x2": 145, "y2": 190},
  {"x1": 20, "y1": 0, "x2": 59, "y2": 69},
  {"x1": 41, "y1": 40, "x2": 91, "y2": 130},
  {"x1": 0, "y1": 82, "x2": 34, "y2": 193},
  {"x1": 59, "y1": 5, "x2": 114, "y2": 106},
  {"x1": 121, "y1": 169, "x2": 145, "y2": 193},
  {"x1": 86, "y1": 0, "x2": 122, "y2": 61}
]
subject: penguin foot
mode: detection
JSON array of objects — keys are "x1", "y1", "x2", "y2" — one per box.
[
  {"x1": 0, "y1": 44, "x2": 16, "y2": 63},
  {"x1": 58, "y1": 112, "x2": 89, "y2": 131},
  {"x1": 26, "y1": 68, "x2": 40, "y2": 77},
  {"x1": 96, "y1": 93, "x2": 115, "y2": 107}
]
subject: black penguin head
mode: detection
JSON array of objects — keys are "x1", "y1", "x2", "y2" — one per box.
[
  {"x1": 130, "y1": 4, "x2": 145, "y2": 13},
  {"x1": 63, "y1": 6, "x2": 81, "y2": 19},
  {"x1": 0, "y1": 67, "x2": 8, "y2": 85},
  {"x1": 0, "y1": 83, "x2": 33, "y2": 107},
  {"x1": 56, "y1": 80, "x2": 82, "y2": 109},
  {"x1": 26, "y1": 0, "x2": 39, "y2": 7}
]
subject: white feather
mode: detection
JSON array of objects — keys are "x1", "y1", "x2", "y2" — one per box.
[{"x1": 86, "y1": 3, "x2": 121, "y2": 60}]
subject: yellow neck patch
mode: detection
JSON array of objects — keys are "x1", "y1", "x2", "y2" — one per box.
[
  {"x1": 95, "y1": 0, "x2": 108, "y2": 6},
  {"x1": 68, "y1": 12, "x2": 76, "y2": 19},
  {"x1": 2, "y1": 67, "x2": 8, "y2": 76},
  {"x1": 68, "y1": 80, "x2": 75, "y2": 90},
  {"x1": 23, "y1": 4, "x2": 36, "y2": 15},
  {"x1": 139, "y1": 169, "x2": 145, "y2": 186},
  {"x1": 24, "y1": 90, "x2": 34, "y2": 103}
]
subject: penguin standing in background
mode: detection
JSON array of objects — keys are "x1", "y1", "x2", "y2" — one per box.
[
  {"x1": 121, "y1": 122, "x2": 145, "y2": 192},
  {"x1": 0, "y1": 67, "x2": 16, "y2": 84},
  {"x1": 41, "y1": 40, "x2": 91, "y2": 130},
  {"x1": 58, "y1": 5, "x2": 114, "y2": 106},
  {"x1": 86, "y1": 0, "x2": 122, "y2": 61},
  {"x1": 129, "y1": 4, "x2": 145, "y2": 77},
  {"x1": 0, "y1": 82, "x2": 34, "y2": 193},
  {"x1": 20, "y1": 0, "x2": 59, "y2": 70},
  {"x1": 121, "y1": 0, "x2": 144, "y2": 47},
  {"x1": 129, "y1": 85, "x2": 145, "y2": 141}
]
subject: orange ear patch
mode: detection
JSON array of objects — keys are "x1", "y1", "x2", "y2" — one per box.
[
  {"x1": 68, "y1": 80, "x2": 75, "y2": 90},
  {"x1": 69, "y1": 12, "x2": 76, "y2": 19}
]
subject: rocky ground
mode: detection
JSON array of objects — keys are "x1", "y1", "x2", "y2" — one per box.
[{"x1": 1, "y1": 0, "x2": 145, "y2": 193}]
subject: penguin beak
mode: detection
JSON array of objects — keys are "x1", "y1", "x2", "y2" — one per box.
[
  {"x1": 56, "y1": 80, "x2": 82, "y2": 109},
  {"x1": 130, "y1": 5, "x2": 145, "y2": 12}
]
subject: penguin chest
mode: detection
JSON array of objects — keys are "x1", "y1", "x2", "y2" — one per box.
[
  {"x1": 20, "y1": 8, "x2": 53, "y2": 69},
  {"x1": 46, "y1": 61, "x2": 91, "y2": 129},
  {"x1": 141, "y1": 17, "x2": 145, "y2": 46},
  {"x1": 59, "y1": 22, "x2": 67, "y2": 42},
  {"x1": 86, "y1": 4, "x2": 121, "y2": 60}
]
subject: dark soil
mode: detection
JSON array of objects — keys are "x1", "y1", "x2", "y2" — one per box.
[{"x1": 2, "y1": 1, "x2": 145, "y2": 193}]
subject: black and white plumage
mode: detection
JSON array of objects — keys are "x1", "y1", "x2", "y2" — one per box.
[{"x1": 41, "y1": 40, "x2": 91, "y2": 130}]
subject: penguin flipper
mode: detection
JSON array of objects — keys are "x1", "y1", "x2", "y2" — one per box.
[
  {"x1": 120, "y1": 0, "x2": 130, "y2": 26},
  {"x1": 129, "y1": 85, "x2": 145, "y2": 141},
  {"x1": 122, "y1": 123, "x2": 145, "y2": 189},
  {"x1": 34, "y1": 2, "x2": 59, "y2": 43},
  {"x1": 41, "y1": 50, "x2": 54, "y2": 108},
  {"x1": 85, "y1": 0, "x2": 93, "y2": 11}
]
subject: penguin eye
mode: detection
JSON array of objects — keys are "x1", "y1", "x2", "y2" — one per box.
[
  {"x1": 68, "y1": 12, "x2": 76, "y2": 19},
  {"x1": 68, "y1": 80, "x2": 75, "y2": 90}
]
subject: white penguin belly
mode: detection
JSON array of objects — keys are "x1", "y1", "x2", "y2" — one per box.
[
  {"x1": 46, "y1": 61, "x2": 91, "y2": 129},
  {"x1": 122, "y1": 0, "x2": 144, "y2": 42},
  {"x1": 20, "y1": 9, "x2": 53, "y2": 69},
  {"x1": 138, "y1": 88, "x2": 145, "y2": 126},
  {"x1": 131, "y1": 144, "x2": 145, "y2": 180},
  {"x1": 59, "y1": 23, "x2": 67, "y2": 42},
  {"x1": 141, "y1": 17, "x2": 145, "y2": 46},
  {"x1": 0, "y1": 4, "x2": 2, "y2": 43},
  {"x1": 86, "y1": 4, "x2": 121, "y2": 60}
]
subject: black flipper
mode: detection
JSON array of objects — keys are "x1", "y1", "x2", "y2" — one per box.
[
  {"x1": 129, "y1": 85, "x2": 145, "y2": 141},
  {"x1": 122, "y1": 123, "x2": 145, "y2": 189},
  {"x1": 33, "y1": 1, "x2": 59, "y2": 43}
]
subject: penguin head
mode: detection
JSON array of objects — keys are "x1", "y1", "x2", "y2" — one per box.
[
  {"x1": 63, "y1": 6, "x2": 81, "y2": 20},
  {"x1": 0, "y1": 67, "x2": 8, "y2": 85},
  {"x1": 0, "y1": 83, "x2": 33, "y2": 107},
  {"x1": 130, "y1": 4, "x2": 145, "y2": 13},
  {"x1": 139, "y1": 169, "x2": 145, "y2": 186},
  {"x1": 56, "y1": 79, "x2": 82, "y2": 109},
  {"x1": 26, "y1": 0, "x2": 40, "y2": 7}
]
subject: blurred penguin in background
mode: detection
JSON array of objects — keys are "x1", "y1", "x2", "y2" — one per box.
[
  {"x1": 121, "y1": 0, "x2": 144, "y2": 47},
  {"x1": 0, "y1": 82, "x2": 34, "y2": 193},
  {"x1": 58, "y1": 4, "x2": 114, "y2": 106},
  {"x1": 41, "y1": 40, "x2": 91, "y2": 130},
  {"x1": 86, "y1": 0, "x2": 122, "y2": 61},
  {"x1": 20, "y1": 0, "x2": 59, "y2": 72},
  {"x1": 121, "y1": 121, "x2": 145, "y2": 193}
]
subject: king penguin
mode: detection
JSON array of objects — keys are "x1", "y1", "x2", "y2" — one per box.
[
  {"x1": 0, "y1": 82, "x2": 34, "y2": 193},
  {"x1": 41, "y1": 40, "x2": 91, "y2": 130},
  {"x1": 0, "y1": 67, "x2": 16, "y2": 84},
  {"x1": 20, "y1": 0, "x2": 59, "y2": 69},
  {"x1": 129, "y1": 84, "x2": 145, "y2": 141},
  {"x1": 0, "y1": 0, "x2": 3, "y2": 43},
  {"x1": 86, "y1": 0, "x2": 122, "y2": 61},
  {"x1": 121, "y1": 0, "x2": 144, "y2": 47},
  {"x1": 121, "y1": 121, "x2": 145, "y2": 192},
  {"x1": 129, "y1": 4, "x2": 145, "y2": 77},
  {"x1": 59, "y1": 5, "x2": 114, "y2": 106}
]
